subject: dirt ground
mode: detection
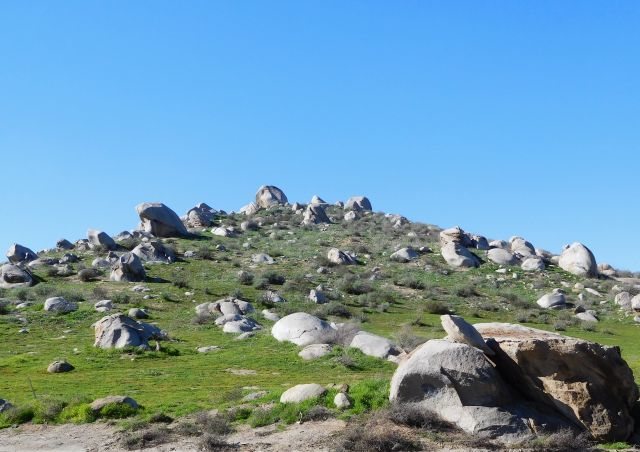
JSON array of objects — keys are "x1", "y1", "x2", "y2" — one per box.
[{"x1": 0, "y1": 419, "x2": 348, "y2": 452}]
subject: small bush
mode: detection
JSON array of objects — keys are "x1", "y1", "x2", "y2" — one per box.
[
  {"x1": 337, "y1": 418, "x2": 420, "y2": 452},
  {"x1": 111, "y1": 292, "x2": 131, "y2": 304},
  {"x1": 78, "y1": 268, "x2": 101, "y2": 282},
  {"x1": 315, "y1": 302, "x2": 352, "y2": 319},
  {"x1": 385, "y1": 402, "x2": 456, "y2": 431},
  {"x1": 92, "y1": 286, "x2": 109, "y2": 300},
  {"x1": 121, "y1": 426, "x2": 171, "y2": 450},
  {"x1": 98, "y1": 402, "x2": 138, "y2": 419},
  {"x1": 338, "y1": 276, "x2": 373, "y2": 296},
  {"x1": 455, "y1": 284, "x2": 480, "y2": 298},
  {"x1": 0, "y1": 405, "x2": 35, "y2": 427},
  {"x1": 33, "y1": 397, "x2": 66, "y2": 423},
  {"x1": 393, "y1": 276, "x2": 425, "y2": 290},
  {"x1": 263, "y1": 271, "x2": 286, "y2": 285},
  {"x1": 237, "y1": 271, "x2": 254, "y2": 286},
  {"x1": 199, "y1": 433, "x2": 235, "y2": 451},
  {"x1": 196, "y1": 411, "x2": 234, "y2": 435},
  {"x1": 58, "y1": 403, "x2": 96, "y2": 424},
  {"x1": 198, "y1": 246, "x2": 216, "y2": 261},
  {"x1": 172, "y1": 272, "x2": 190, "y2": 289},
  {"x1": 301, "y1": 405, "x2": 333, "y2": 422},
  {"x1": 423, "y1": 300, "x2": 450, "y2": 315},
  {"x1": 553, "y1": 320, "x2": 568, "y2": 331},
  {"x1": 393, "y1": 326, "x2": 426, "y2": 352}
]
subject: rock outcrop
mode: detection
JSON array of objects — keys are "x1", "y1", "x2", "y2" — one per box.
[
  {"x1": 256, "y1": 185, "x2": 288, "y2": 208},
  {"x1": 93, "y1": 314, "x2": 167, "y2": 349},
  {"x1": 558, "y1": 242, "x2": 597, "y2": 277},
  {"x1": 271, "y1": 312, "x2": 336, "y2": 346},
  {"x1": 110, "y1": 253, "x2": 146, "y2": 282},
  {"x1": 136, "y1": 202, "x2": 188, "y2": 238}
]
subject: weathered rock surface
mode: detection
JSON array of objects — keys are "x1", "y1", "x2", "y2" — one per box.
[
  {"x1": 349, "y1": 331, "x2": 402, "y2": 360},
  {"x1": 47, "y1": 360, "x2": 74, "y2": 373},
  {"x1": 0, "y1": 264, "x2": 33, "y2": 289},
  {"x1": 536, "y1": 289, "x2": 566, "y2": 309},
  {"x1": 390, "y1": 247, "x2": 418, "y2": 263},
  {"x1": 280, "y1": 384, "x2": 327, "y2": 403},
  {"x1": 475, "y1": 322, "x2": 639, "y2": 441},
  {"x1": 44, "y1": 297, "x2": 78, "y2": 314},
  {"x1": 487, "y1": 248, "x2": 518, "y2": 266},
  {"x1": 344, "y1": 196, "x2": 372, "y2": 211},
  {"x1": 298, "y1": 343, "x2": 332, "y2": 360},
  {"x1": 136, "y1": 202, "x2": 188, "y2": 238},
  {"x1": 271, "y1": 312, "x2": 336, "y2": 346},
  {"x1": 441, "y1": 242, "x2": 480, "y2": 268},
  {"x1": 256, "y1": 185, "x2": 288, "y2": 208},
  {"x1": 521, "y1": 256, "x2": 545, "y2": 271},
  {"x1": 559, "y1": 242, "x2": 598, "y2": 277},
  {"x1": 183, "y1": 203, "x2": 217, "y2": 228},
  {"x1": 132, "y1": 241, "x2": 175, "y2": 263},
  {"x1": 327, "y1": 248, "x2": 356, "y2": 265},
  {"x1": 441, "y1": 315, "x2": 494, "y2": 356},
  {"x1": 87, "y1": 229, "x2": 117, "y2": 251},
  {"x1": 6, "y1": 244, "x2": 37, "y2": 264},
  {"x1": 93, "y1": 314, "x2": 167, "y2": 349},
  {"x1": 302, "y1": 204, "x2": 331, "y2": 225},
  {"x1": 110, "y1": 252, "x2": 146, "y2": 282}
]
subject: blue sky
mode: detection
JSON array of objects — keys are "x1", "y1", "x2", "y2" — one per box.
[{"x1": 1, "y1": 2, "x2": 639, "y2": 269}]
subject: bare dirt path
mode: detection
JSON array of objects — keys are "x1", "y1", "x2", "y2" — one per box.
[{"x1": 0, "y1": 419, "x2": 347, "y2": 452}]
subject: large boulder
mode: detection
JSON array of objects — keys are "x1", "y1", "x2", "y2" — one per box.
[
  {"x1": 349, "y1": 331, "x2": 402, "y2": 360},
  {"x1": 344, "y1": 196, "x2": 372, "y2": 211},
  {"x1": 302, "y1": 204, "x2": 331, "y2": 225},
  {"x1": 87, "y1": 229, "x2": 117, "y2": 251},
  {"x1": 441, "y1": 242, "x2": 480, "y2": 268},
  {"x1": 390, "y1": 247, "x2": 419, "y2": 263},
  {"x1": 487, "y1": 248, "x2": 518, "y2": 266},
  {"x1": 558, "y1": 242, "x2": 598, "y2": 277},
  {"x1": 196, "y1": 298, "x2": 254, "y2": 317},
  {"x1": 0, "y1": 264, "x2": 33, "y2": 289},
  {"x1": 110, "y1": 253, "x2": 146, "y2": 282},
  {"x1": 327, "y1": 248, "x2": 356, "y2": 265},
  {"x1": 536, "y1": 289, "x2": 566, "y2": 309},
  {"x1": 136, "y1": 202, "x2": 188, "y2": 238},
  {"x1": 439, "y1": 226, "x2": 473, "y2": 247},
  {"x1": 93, "y1": 314, "x2": 167, "y2": 349},
  {"x1": 521, "y1": 256, "x2": 545, "y2": 272},
  {"x1": 132, "y1": 241, "x2": 175, "y2": 263},
  {"x1": 280, "y1": 384, "x2": 327, "y2": 404},
  {"x1": 6, "y1": 244, "x2": 37, "y2": 264},
  {"x1": 183, "y1": 203, "x2": 217, "y2": 228},
  {"x1": 56, "y1": 239, "x2": 74, "y2": 250},
  {"x1": 509, "y1": 237, "x2": 535, "y2": 257},
  {"x1": 475, "y1": 322, "x2": 639, "y2": 441},
  {"x1": 271, "y1": 312, "x2": 336, "y2": 347},
  {"x1": 239, "y1": 202, "x2": 260, "y2": 216},
  {"x1": 44, "y1": 297, "x2": 78, "y2": 314},
  {"x1": 389, "y1": 340, "x2": 536, "y2": 440},
  {"x1": 255, "y1": 185, "x2": 288, "y2": 208}
]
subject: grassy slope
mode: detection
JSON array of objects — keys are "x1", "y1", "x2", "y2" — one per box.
[{"x1": 0, "y1": 205, "x2": 638, "y2": 423}]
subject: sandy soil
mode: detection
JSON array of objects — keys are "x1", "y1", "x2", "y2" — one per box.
[{"x1": 0, "y1": 419, "x2": 347, "y2": 452}]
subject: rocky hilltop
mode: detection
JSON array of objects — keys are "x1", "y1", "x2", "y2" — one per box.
[{"x1": 1, "y1": 184, "x2": 639, "y2": 450}]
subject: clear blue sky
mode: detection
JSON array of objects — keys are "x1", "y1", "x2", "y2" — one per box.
[{"x1": 1, "y1": 2, "x2": 639, "y2": 270}]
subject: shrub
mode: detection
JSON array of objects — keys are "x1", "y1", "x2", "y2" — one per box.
[
  {"x1": 553, "y1": 320, "x2": 568, "y2": 331},
  {"x1": 315, "y1": 302, "x2": 352, "y2": 319},
  {"x1": 196, "y1": 411, "x2": 234, "y2": 435},
  {"x1": 98, "y1": 402, "x2": 138, "y2": 419},
  {"x1": 199, "y1": 434, "x2": 235, "y2": 451},
  {"x1": 393, "y1": 277, "x2": 425, "y2": 290},
  {"x1": 172, "y1": 272, "x2": 190, "y2": 289},
  {"x1": 393, "y1": 326, "x2": 426, "y2": 352},
  {"x1": 237, "y1": 271, "x2": 254, "y2": 286},
  {"x1": 58, "y1": 403, "x2": 96, "y2": 424},
  {"x1": 32, "y1": 397, "x2": 66, "y2": 423},
  {"x1": 455, "y1": 284, "x2": 480, "y2": 298},
  {"x1": 111, "y1": 292, "x2": 131, "y2": 304},
  {"x1": 263, "y1": 271, "x2": 286, "y2": 285},
  {"x1": 423, "y1": 300, "x2": 450, "y2": 315},
  {"x1": 92, "y1": 286, "x2": 109, "y2": 300},
  {"x1": 121, "y1": 426, "x2": 171, "y2": 450},
  {"x1": 301, "y1": 405, "x2": 333, "y2": 422},
  {"x1": 78, "y1": 268, "x2": 100, "y2": 282},
  {"x1": 0, "y1": 404, "x2": 35, "y2": 427},
  {"x1": 336, "y1": 417, "x2": 420, "y2": 452},
  {"x1": 198, "y1": 246, "x2": 216, "y2": 261},
  {"x1": 338, "y1": 275, "x2": 372, "y2": 295}
]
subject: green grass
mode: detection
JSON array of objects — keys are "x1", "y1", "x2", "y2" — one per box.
[{"x1": 0, "y1": 206, "x2": 638, "y2": 434}]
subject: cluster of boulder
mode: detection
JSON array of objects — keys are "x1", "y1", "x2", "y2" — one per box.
[
  {"x1": 271, "y1": 312, "x2": 403, "y2": 362},
  {"x1": 439, "y1": 226, "x2": 602, "y2": 278},
  {"x1": 390, "y1": 315, "x2": 638, "y2": 443},
  {"x1": 195, "y1": 298, "x2": 261, "y2": 335}
]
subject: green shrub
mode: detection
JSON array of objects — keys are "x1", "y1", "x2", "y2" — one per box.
[
  {"x1": 423, "y1": 300, "x2": 450, "y2": 315},
  {"x1": 32, "y1": 397, "x2": 66, "y2": 423},
  {"x1": 58, "y1": 403, "x2": 96, "y2": 424},
  {"x1": 0, "y1": 405, "x2": 35, "y2": 427},
  {"x1": 98, "y1": 402, "x2": 138, "y2": 419}
]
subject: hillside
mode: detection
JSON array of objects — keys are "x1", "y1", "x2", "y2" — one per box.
[{"x1": 1, "y1": 185, "x2": 639, "y2": 451}]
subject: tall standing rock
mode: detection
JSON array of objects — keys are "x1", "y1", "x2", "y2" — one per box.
[
  {"x1": 110, "y1": 253, "x2": 146, "y2": 282},
  {"x1": 255, "y1": 185, "x2": 288, "y2": 208},
  {"x1": 302, "y1": 204, "x2": 331, "y2": 225},
  {"x1": 0, "y1": 264, "x2": 33, "y2": 289},
  {"x1": 87, "y1": 229, "x2": 117, "y2": 251},
  {"x1": 558, "y1": 242, "x2": 598, "y2": 277},
  {"x1": 136, "y1": 202, "x2": 188, "y2": 238},
  {"x1": 6, "y1": 244, "x2": 37, "y2": 264}
]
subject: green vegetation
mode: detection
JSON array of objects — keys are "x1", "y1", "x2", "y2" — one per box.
[{"x1": 1, "y1": 205, "x2": 638, "y2": 438}]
